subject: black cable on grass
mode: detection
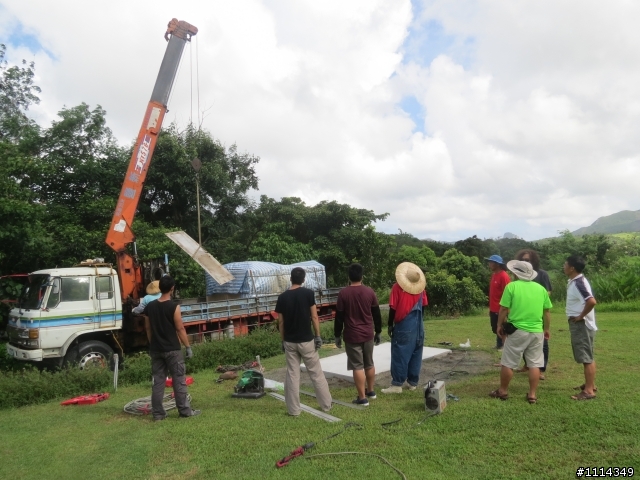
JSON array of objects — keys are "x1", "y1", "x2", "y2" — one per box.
[
  {"x1": 432, "y1": 349, "x2": 471, "y2": 378},
  {"x1": 306, "y1": 452, "x2": 407, "y2": 480}
]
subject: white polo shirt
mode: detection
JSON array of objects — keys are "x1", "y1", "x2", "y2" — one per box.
[{"x1": 566, "y1": 274, "x2": 597, "y2": 331}]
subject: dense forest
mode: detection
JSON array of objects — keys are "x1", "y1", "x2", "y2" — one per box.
[{"x1": 2, "y1": 45, "x2": 638, "y2": 318}]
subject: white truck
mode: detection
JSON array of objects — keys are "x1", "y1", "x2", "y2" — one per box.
[{"x1": 6, "y1": 262, "x2": 339, "y2": 368}]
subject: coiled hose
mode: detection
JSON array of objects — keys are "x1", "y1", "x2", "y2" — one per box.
[{"x1": 123, "y1": 393, "x2": 192, "y2": 415}]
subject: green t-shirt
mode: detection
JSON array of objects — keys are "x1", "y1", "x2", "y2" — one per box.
[{"x1": 499, "y1": 280, "x2": 552, "y2": 333}]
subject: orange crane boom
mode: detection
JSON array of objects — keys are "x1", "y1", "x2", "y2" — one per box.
[{"x1": 106, "y1": 19, "x2": 198, "y2": 302}]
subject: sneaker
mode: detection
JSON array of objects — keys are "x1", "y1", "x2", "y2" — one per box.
[
  {"x1": 153, "y1": 415, "x2": 167, "y2": 422},
  {"x1": 406, "y1": 384, "x2": 417, "y2": 391},
  {"x1": 382, "y1": 385, "x2": 403, "y2": 394},
  {"x1": 179, "y1": 409, "x2": 201, "y2": 418},
  {"x1": 352, "y1": 397, "x2": 369, "y2": 406},
  {"x1": 365, "y1": 390, "x2": 377, "y2": 400}
]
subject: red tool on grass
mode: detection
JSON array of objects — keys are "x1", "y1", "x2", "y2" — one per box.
[
  {"x1": 61, "y1": 393, "x2": 110, "y2": 406},
  {"x1": 165, "y1": 376, "x2": 194, "y2": 388},
  {"x1": 276, "y1": 443, "x2": 315, "y2": 468}
]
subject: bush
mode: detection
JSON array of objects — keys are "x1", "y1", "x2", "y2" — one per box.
[
  {"x1": 425, "y1": 271, "x2": 487, "y2": 317},
  {"x1": 0, "y1": 326, "x2": 285, "y2": 409},
  {"x1": 183, "y1": 326, "x2": 282, "y2": 373},
  {"x1": 589, "y1": 257, "x2": 640, "y2": 303},
  {"x1": 0, "y1": 365, "x2": 111, "y2": 409}
]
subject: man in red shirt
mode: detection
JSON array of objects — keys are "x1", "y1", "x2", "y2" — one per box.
[
  {"x1": 334, "y1": 263, "x2": 382, "y2": 406},
  {"x1": 485, "y1": 255, "x2": 510, "y2": 350}
]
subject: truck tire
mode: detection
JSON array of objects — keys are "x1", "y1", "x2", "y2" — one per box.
[{"x1": 75, "y1": 340, "x2": 114, "y2": 370}]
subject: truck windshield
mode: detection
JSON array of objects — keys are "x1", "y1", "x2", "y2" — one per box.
[{"x1": 19, "y1": 274, "x2": 50, "y2": 310}]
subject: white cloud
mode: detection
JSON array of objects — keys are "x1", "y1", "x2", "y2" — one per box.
[{"x1": 2, "y1": 0, "x2": 640, "y2": 241}]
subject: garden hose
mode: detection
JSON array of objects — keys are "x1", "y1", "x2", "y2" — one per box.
[{"x1": 123, "y1": 393, "x2": 192, "y2": 416}]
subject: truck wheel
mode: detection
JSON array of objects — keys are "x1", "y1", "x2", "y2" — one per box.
[{"x1": 76, "y1": 340, "x2": 114, "y2": 370}]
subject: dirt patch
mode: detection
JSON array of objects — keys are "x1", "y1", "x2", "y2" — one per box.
[{"x1": 263, "y1": 348, "x2": 495, "y2": 390}]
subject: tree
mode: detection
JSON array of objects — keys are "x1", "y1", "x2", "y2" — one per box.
[
  {"x1": 141, "y1": 124, "x2": 259, "y2": 258},
  {"x1": 0, "y1": 44, "x2": 41, "y2": 142},
  {"x1": 231, "y1": 196, "x2": 392, "y2": 288}
]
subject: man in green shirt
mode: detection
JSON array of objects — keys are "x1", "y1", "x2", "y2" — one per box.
[{"x1": 489, "y1": 260, "x2": 551, "y2": 404}]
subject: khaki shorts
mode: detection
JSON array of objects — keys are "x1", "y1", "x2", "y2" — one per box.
[
  {"x1": 345, "y1": 340, "x2": 374, "y2": 371},
  {"x1": 568, "y1": 318, "x2": 596, "y2": 364},
  {"x1": 500, "y1": 329, "x2": 544, "y2": 369}
]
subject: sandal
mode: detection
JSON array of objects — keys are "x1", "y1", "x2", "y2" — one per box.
[
  {"x1": 573, "y1": 384, "x2": 598, "y2": 392},
  {"x1": 571, "y1": 391, "x2": 596, "y2": 401},
  {"x1": 489, "y1": 389, "x2": 508, "y2": 400},
  {"x1": 526, "y1": 395, "x2": 537, "y2": 404}
]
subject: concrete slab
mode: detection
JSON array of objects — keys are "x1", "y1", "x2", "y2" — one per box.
[{"x1": 301, "y1": 342, "x2": 451, "y2": 382}]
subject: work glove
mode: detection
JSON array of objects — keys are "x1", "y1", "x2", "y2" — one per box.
[
  {"x1": 281, "y1": 341, "x2": 286, "y2": 353},
  {"x1": 335, "y1": 336, "x2": 342, "y2": 349},
  {"x1": 387, "y1": 324, "x2": 394, "y2": 338},
  {"x1": 314, "y1": 336, "x2": 322, "y2": 350},
  {"x1": 185, "y1": 346, "x2": 193, "y2": 359},
  {"x1": 374, "y1": 333, "x2": 381, "y2": 346}
]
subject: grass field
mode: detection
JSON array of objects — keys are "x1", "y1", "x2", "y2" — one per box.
[{"x1": 0, "y1": 311, "x2": 638, "y2": 480}]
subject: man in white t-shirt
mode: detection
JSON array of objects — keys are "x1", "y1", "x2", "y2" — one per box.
[{"x1": 564, "y1": 255, "x2": 597, "y2": 401}]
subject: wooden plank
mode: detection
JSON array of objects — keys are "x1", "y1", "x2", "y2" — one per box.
[
  {"x1": 268, "y1": 393, "x2": 342, "y2": 422},
  {"x1": 165, "y1": 231, "x2": 234, "y2": 285}
]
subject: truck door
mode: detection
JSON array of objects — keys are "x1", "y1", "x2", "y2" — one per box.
[
  {"x1": 95, "y1": 275, "x2": 117, "y2": 328},
  {"x1": 49, "y1": 276, "x2": 95, "y2": 330}
]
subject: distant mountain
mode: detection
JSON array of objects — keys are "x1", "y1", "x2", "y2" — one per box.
[
  {"x1": 572, "y1": 210, "x2": 640, "y2": 236},
  {"x1": 502, "y1": 232, "x2": 519, "y2": 239}
]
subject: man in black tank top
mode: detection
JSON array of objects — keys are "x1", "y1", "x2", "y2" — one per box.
[{"x1": 143, "y1": 275, "x2": 200, "y2": 420}]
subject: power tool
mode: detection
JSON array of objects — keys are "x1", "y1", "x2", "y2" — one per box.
[{"x1": 232, "y1": 370, "x2": 265, "y2": 399}]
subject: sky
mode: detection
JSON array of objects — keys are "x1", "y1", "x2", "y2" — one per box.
[{"x1": 2, "y1": 0, "x2": 640, "y2": 242}]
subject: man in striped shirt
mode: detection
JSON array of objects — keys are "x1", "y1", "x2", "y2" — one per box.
[{"x1": 564, "y1": 255, "x2": 598, "y2": 401}]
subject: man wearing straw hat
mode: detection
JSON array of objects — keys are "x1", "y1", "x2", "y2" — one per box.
[
  {"x1": 132, "y1": 280, "x2": 162, "y2": 314},
  {"x1": 382, "y1": 262, "x2": 428, "y2": 394},
  {"x1": 489, "y1": 260, "x2": 551, "y2": 404}
]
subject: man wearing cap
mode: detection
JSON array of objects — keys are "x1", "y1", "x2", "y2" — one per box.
[
  {"x1": 564, "y1": 255, "x2": 598, "y2": 401},
  {"x1": 132, "y1": 280, "x2": 162, "y2": 315},
  {"x1": 485, "y1": 255, "x2": 510, "y2": 350},
  {"x1": 382, "y1": 262, "x2": 428, "y2": 394},
  {"x1": 489, "y1": 260, "x2": 551, "y2": 404},
  {"x1": 334, "y1": 263, "x2": 382, "y2": 406}
]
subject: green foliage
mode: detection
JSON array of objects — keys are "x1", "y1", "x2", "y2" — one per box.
[
  {"x1": 437, "y1": 248, "x2": 489, "y2": 291},
  {"x1": 393, "y1": 245, "x2": 437, "y2": 272},
  {"x1": 0, "y1": 364, "x2": 111, "y2": 409},
  {"x1": 0, "y1": 44, "x2": 41, "y2": 142},
  {"x1": 589, "y1": 256, "x2": 640, "y2": 303},
  {"x1": 0, "y1": 327, "x2": 284, "y2": 409},
  {"x1": 186, "y1": 327, "x2": 282, "y2": 373},
  {"x1": 535, "y1": 230, "x2": 612, "y2": 274},
  {"x1": 424, "y1": 270, "x2": 487, "y2": 317}
]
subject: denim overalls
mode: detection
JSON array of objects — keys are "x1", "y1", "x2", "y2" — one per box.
[{"x1": 390, "y1": 296, "x2": 425, "y2": 387}]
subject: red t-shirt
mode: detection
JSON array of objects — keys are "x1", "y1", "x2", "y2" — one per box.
[
  {"x1": 489, "y1": 270, "x2": 511, "y2": 313},
  {"x1": 337, "y1": 285, "x2": 379, "y2": 343},
  {"x1": 389, "y1": 283, "x2": 428, "y2": 322}
]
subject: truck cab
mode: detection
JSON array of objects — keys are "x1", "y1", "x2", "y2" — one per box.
[{"x1": 6, "y1": 265, "x2": 122, "y2": 368}]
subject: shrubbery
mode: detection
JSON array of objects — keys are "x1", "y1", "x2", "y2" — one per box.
[
  {"x1": 0, "y1": 327, "x2": 283, "y2": 409},
  {"x1": 424, "y1": 271, "x2": 487, "y2": 317}
]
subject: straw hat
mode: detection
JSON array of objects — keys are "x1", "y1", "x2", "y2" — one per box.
[
  {"x1": 506, "y1": 260, "x2": 538, "y2": 281},
  {"x1": 146, "y1": 281, "x2": 160, "y2": 295},
  {"x1": 395, "y1": 262, "x2": 426, "y2": 295}
]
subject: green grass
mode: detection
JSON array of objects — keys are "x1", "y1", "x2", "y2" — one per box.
[{"x1": 1, "y1": 312, "x2": 639, "y2": 480}]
